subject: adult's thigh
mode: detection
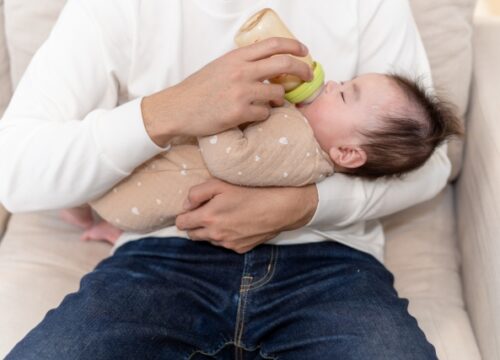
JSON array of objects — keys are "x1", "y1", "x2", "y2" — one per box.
[
  {"x1": 253, "y1": 243, "x2": 438, "y2": 359},
  {"x1": 6, "y1": 238, "x2": 239, "y2": 360}
]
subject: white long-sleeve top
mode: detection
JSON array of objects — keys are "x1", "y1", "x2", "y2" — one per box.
[{"x1": 0, "y1": 0, "x2": 450, "y2": 262}]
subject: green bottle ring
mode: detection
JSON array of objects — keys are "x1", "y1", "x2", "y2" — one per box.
[{"x1": 284, "y1": 61, "x2": 324, "y2": 104}]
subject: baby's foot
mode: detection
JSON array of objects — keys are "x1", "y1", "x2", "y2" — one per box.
[
  {"x1": 81, "y1": 220, "x2": 123, "y2": 245},
  {"x1": 60, "y1": 206, "x2": 94, "y2": 229}
]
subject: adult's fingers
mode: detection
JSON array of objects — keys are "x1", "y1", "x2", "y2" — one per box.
[
  {"x1": 252, "y1": 83, "x2": 285, "y2": 104},
  {"x1": 247, "y1": 103, "x2": 271, "y2": 122},
  {"x1": 238, "y1": 37, "x2": 308, "y2": 62},
  {"x1": 176, "y1": 206, "x2": 206, "y2": 231},
  {"x1": 253, "y1": 54, "x2": 312, "y2": 83},
  {"x1": 186, "y1": 228, "x2": 209, "y2": 241},
  {"x1": 182, "y1": 179, "x2": 224, "y2": 211}
]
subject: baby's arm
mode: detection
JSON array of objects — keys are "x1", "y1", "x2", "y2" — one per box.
[{"x1": 198, "y1": 105, "x2": 334, "y2": 187}]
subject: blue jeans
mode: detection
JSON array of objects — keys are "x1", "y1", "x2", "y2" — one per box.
[{"x1": 7, "y1": 237, "x2": 437, "y2": 359}]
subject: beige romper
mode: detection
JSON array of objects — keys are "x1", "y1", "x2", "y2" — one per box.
[{"x1": 90, "y1": 103, "x2": 334, "y2": 233}]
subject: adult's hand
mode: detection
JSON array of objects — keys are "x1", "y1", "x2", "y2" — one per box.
[
  {"x1": 141, "y1": 37, "x2": 313, "y2": 147},
  {"x1": 175, "y1": 179, "x2": 318, "y2": 254}
]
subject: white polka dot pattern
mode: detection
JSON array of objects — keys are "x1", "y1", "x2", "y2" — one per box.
[{"x1": 279, "y1": 137, "x2": 288, "y2": 145}]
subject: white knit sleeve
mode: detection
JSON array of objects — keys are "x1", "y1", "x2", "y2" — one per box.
[{"x1": 0, "y1": 0, "x2": 166, "y2": 212}]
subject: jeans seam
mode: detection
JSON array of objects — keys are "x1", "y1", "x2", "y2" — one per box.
[
  {"x1": 230, "y1": 250, "x2": 252, "y2": 360},
  {"x1": 259, "y1": 349, "x2": 279, "y2": 360},
  {"x1": 186, "y1": 342, "x2": 278, "y2": 359},
  {"x1": 234, "y1": 276, "x2": 252, "y2": 349},
  {"x1": 241, "y1": 246, "x2": 278, "y2": 291},
  {"x1": 186, "y1": 341, "x2": 233, "y2": 360}
]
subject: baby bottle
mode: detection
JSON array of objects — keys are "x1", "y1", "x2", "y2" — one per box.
[{"x1": 234, "y1": 8, "x2": 324, "y2": 104}]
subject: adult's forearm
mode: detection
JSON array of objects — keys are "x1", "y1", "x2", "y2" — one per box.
[
  {"x1": 279, "y1": 184, "x2": 318, "y2": 231},
  {"x1": 307, "y1": 144, "x2": 451, "y2": 229},
  {"x1": 0, "y1": 99, "x2": 165, "y2": 212}
]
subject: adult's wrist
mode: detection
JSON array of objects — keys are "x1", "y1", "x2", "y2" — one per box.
[
  {"x1": 281, "y1": 184, "x2": 318, "y2": 231},
  {"x1": 141, "y1": 87, "x2": 183, "y2": 147}
]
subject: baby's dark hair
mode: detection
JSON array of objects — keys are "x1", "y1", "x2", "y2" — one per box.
[{"x1": 350, "y1": 74, "x2": 463, "y2": 179}]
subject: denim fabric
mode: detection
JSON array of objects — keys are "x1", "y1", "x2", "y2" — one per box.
[{"x1": 7, "y1": 237, "x2": 437, "y2": 359}]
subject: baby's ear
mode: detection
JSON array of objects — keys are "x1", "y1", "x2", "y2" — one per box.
[{"x1": 329, "y1": 146, "x2": 367, "y2": 169}]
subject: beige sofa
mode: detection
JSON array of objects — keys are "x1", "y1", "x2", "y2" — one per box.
[{"x1": 0, "y1": 0, "x2": 498, "y2": 358}]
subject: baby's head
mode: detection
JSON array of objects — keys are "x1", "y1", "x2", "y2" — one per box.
[{"x1": 297, "y1": 73, "x2": 463, "y2": 178}]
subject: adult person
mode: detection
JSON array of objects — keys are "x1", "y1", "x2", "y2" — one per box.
[{"x1": 0, "y1": 0, "x2": 447, "y2": 358}]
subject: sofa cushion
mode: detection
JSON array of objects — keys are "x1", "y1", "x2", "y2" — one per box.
[
  {"x1": 0, "y1": 210, "x2": 109, "y2": 357},
  {"x1": 3, "y1": 0, "x2": 66, "y2": 88},
  {"x1": 384, "y1": 186, "x2": 481, "y2": 360},
  {"x1": 409, "y1": 0, "x2": 477, "y2": 180}
]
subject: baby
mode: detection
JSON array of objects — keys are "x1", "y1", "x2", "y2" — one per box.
[{"x1": 60, "y1": 73, "x2": 462, "y2": 244}]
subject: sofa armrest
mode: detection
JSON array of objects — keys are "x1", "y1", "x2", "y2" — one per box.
[{"x1": 456, "y1": 17, "x2": 500, "y2": 360}]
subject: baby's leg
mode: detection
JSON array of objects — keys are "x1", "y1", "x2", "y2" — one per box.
[
  {"x1": 59, "y1": 205, "x2": 94, "y2": 229},
  {"x1": 90, "y1": 144, "x2": 211, "y2": 233},
  {"x1": 81, "y1": 220, "x2": 123, "y2": 244}
]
